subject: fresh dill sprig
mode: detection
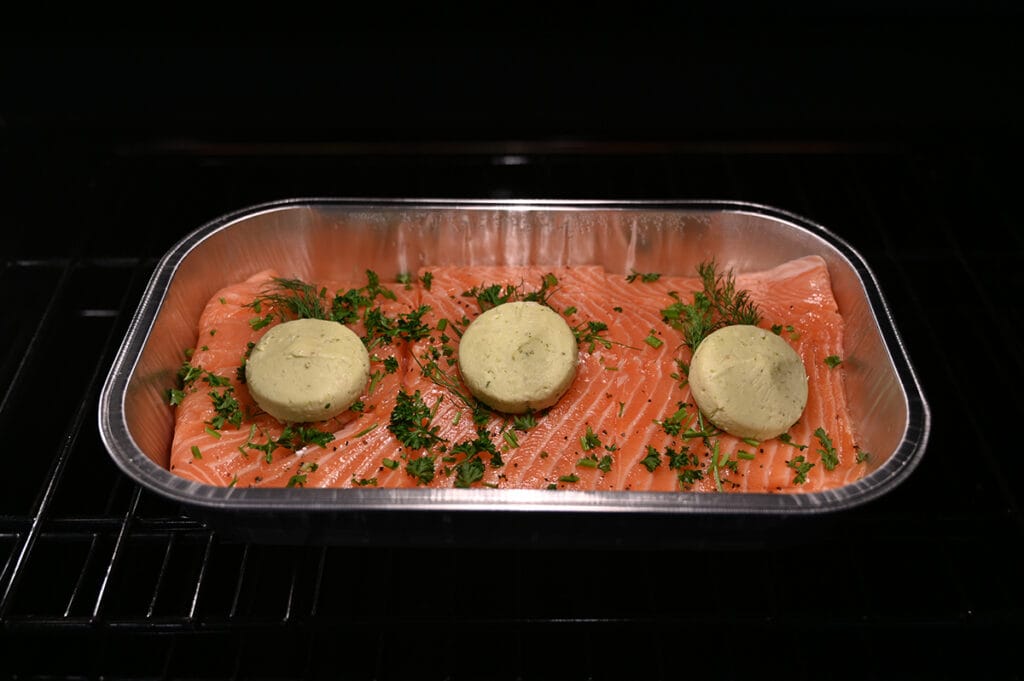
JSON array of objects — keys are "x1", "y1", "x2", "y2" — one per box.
[
  {"x1": 248, "y1": 277, "x2": 332, "y2": 321},
  {"x1": 660, "y1": 259, "x2": 762, "y2": 351}
]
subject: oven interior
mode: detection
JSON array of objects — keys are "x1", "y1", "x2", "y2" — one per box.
[{"x1": 3, "y1": 21, "x2": 1023, "y2": 679}]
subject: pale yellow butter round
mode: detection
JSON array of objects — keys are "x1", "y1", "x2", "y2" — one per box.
[
  {"x1": 688, "y1": 324, "x2": 808, "y2": 441},
  {"x1": 458, "y1": 301, "x2": 578, "y2": 414},
  {"x1": 245, "y1": 318, "x2": 370, "y2": 423}
]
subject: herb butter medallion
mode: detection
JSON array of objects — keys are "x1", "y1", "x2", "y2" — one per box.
[
  {"x1": 245, "y1": 318, "x2": 370, "y2": 423},
  {"x1": 688, "y1": 324, "x2": 808, "y2": 441},
  {"x1": 458, "y1": 301, "x2": 578, "y2": 414}
]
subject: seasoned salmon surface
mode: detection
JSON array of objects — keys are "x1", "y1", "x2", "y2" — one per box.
[{"x1": 169, "y1": 257, "x2": 865, "y2": 493}]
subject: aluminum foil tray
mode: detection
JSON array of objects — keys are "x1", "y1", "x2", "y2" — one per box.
[{"x1": 98, "y1": 199, "x2": 930, "y2": 547}]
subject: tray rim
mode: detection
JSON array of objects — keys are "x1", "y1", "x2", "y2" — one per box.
[{"x1": 97, "y1": 197, "x2": 931, "y2": 517}]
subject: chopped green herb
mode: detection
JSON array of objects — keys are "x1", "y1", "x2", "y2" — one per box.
[
  {"x1": 352, "y1": 476, "x2": 378, "y2": 486},
  {"x1": 207, "y1": 388, "x2": 243, "y2": 429},
  {"x1": 824, "y1": 355, "x2": 843, "y2": 369},
  {"x1": 389, "y1": 390, "x2": 444, "y2": 451},
  {"x1": 396, "y1": 272, "x2": 413, "y2": 289},
  {"x1": 709, "y1": 440, "x2": 725, "y2": 492},
  {"x1": 382, "y1": 457, "x2": 399, "y2": 470},
  {"x1": 420, "y1": 271, "x2": 433, "y2": 290},
  {"x1": 249, "y1": 313, "x2": 274, "y2": 330},
  {"x1": 191, "y1": 445, "x2": 202, "y2": 459},
  {"x1": 177, "y1": 362, "x2": 204, "y2": 387},
  {"x1": 204, "y1": 426, "x2": 221, "y2": 439},
  {"x1": 787, "y1": 455, "x2": 814, "y2": 484},
  {"x1": 640, "y1": 445, "x2": 662, "y2": 472},
  {"x1": 856, "y1": 449, "x2": 871, "y2": 464},
  {"x1": 737, "y1": 450, "x2": 756, "y2": 460},
  {"x1": 513, "y1": 413, "x2": 537, "y2": 431},
  {"x1": 405, "y1": 455, "x2": 436, "y2": 485},
  {"x1": 665, "y1": 446, "x2": 697, "y2": 470},
  {"x1": 644, "y1": 330, "x2": 664, "y2": 349},
  {"x1": 677, "y1": 468, "x2": 704, "y2": 488},
  {"x1": 563, "y1": 306, "x2": 577, "y2": 315},
  {"x1": 203, "y1": 372, "x2": 231, "y2": 388},
  {"x1": 660, "y1": 260, "x2": 760, "y2": 351},
  {"x1": 167, "y1": 388, "x2": 186, "y2": 406},
  {"x1": 558, "y1": 474, "x2": 580, "y2": 484},
  {"x1": 778, "y1": 433, "x2": 808, "y2": 450},
  {"x1": 814, "y1": 427, "x2": 839, "y2": 470},
  {"x1": 503, "y1": 431, "x2": 520, "y2": 449},
  {"x1": 353, "y1": 423, "x2": 379, "y2": 438},
  {"x1": 626, "y1": 269, "x2": 661, "y2": 283},
  {"x1": 657, "y1": 405, "x2": 690, "y2": 436},
  {"x1": 287, "y1": 474, "x2": 308, "y2": 488},
  {"x1": 454, "y1": 457, "x2": 486, "y2": 488},
  {"x1": 572, "y1": 320, "x2": 614, "y2": 352},
  {"x1": 580, "y1": 426, "x2": 601, "y2": 451}
]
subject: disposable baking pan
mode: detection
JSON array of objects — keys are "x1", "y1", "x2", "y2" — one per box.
[{"x1": 98, "y1": 199, "x2": 930, "y2": 547}]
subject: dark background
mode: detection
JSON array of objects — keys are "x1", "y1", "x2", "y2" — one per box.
[{"x1": 3, "y1": 12, "x2": 1024, "y2": 680}]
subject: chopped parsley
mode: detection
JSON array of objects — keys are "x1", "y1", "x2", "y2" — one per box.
[
  {"x1": 824, "y1": 355, "x2": 843, "y2": 369},
  {"x1": 405, "y1": 455, "x2": 436, "y2": 485},
  {"x1": 786, "y1": 455, "x2": 814, "y2": 484},
  {"x1": 239, "y1": 424, "x2": 335, "y2": 463},
  {"x1": 626, "y1": 270, "x2": 662, "y2": 283},
  {"x1": 577, "y1": 452, "x2": 613, "y2": 472},
  {"x1": 814, "y1": 427, "x2": 839, "y2": 470},
  {"x1": 657, "y1": 405, "x2": 690, "y2": 436},
  {"x1": 640, "y1": 445, "x2": 662, "y2": 472},
  {"x1": 454, "y1": 457, "x2": 486, "y2": 488},
  {"x1": 579, "y1": 426, "x2": 601, "y2": 451},
  {"x1": 665, "y1": 446, "x2": 697, "y2": 470},
  {"x1": 388, "y1": 390, "x2": 444, "y2": 451}
]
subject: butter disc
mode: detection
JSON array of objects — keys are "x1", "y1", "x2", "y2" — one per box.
[
  {"x1": 688, "y1": 324, "x2": 808, "y2": 441},
  {"x1": 245, "y1": 318, "x2": 370, "y2": 423},
  {"x1": 458, "y1": 301, "x2": 578, "y2": 414}
]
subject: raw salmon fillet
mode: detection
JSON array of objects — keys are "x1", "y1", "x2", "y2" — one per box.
[{"x1": 169, "y1": 256, "x2": 866, "y2": 493}]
